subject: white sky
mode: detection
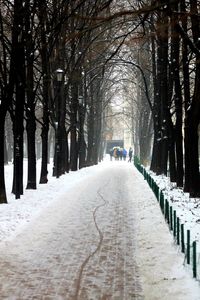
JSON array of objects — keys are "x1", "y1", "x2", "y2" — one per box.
[{"x1": 0, "y1": 158, "x2": 200, "y2": 299}]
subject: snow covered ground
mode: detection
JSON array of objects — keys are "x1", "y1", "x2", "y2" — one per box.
[
  {"x1": 0, "y1": 158, "x2": 200, "y2": 299},
  {"x1": 148, "y1": 169, "x2": 200, "y2": 277}
]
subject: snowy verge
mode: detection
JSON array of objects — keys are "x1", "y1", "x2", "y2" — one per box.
[
  {"x1": 0, "y1": 161, "x2": 103, "y2": 243},
  {"x1": 133, "y1": 169, "x2": 200, "y2": 300},
  {"x1": 141, "y1": 166, "x2": 200, "y2": 280}
]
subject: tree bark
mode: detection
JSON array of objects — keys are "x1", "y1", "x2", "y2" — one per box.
[
  {"x1": 70, "y1": 79, "x2": 78, "y2": 171},
  {"x1": 25, "y1": 0, "x2": 36, "y2": 189},
  {"x1": 181, "y1": 0, "x2": 191, "y2": 193},
  {"x1": 184, "y1": 0, "x2": 200, "y2": 196},
  {"x1": 11, "y1": 0, "x2": 26, "y2": 198},
  {"x1": 0, "y1": 112, "x2": 7, "y2": 203},
  {"x1": 38, "y1": 0, "x2": 50, "y2": 184}
]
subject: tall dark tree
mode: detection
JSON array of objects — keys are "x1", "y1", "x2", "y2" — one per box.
[
  {"x1": 0, "y1": 7, "x2": 10, "y2": 203},
  {"x1": 181, "y1": 0, "x2": 191, "y2": 193},
  {"x1": 184, "y1": 0, "x2": 200, "y2": 196},
  {"x1": 11, "y1": 0, "x2": 26, "y2": 199},
  {"x1": 37, "y1": 0, "x2": 51, "y2": 184},
  {"x1": 169, "y1": 1, "x2": 183, "y2": 187},
  {"x1": 25, "y1": 0, "x2": 37, "y2": 189},
  {"x1": 150, "y1": 2, "x2": 169, "y2": 176}
]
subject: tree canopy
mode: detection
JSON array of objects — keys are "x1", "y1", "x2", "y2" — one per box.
[{"x1": 0, "y1": 0, "x2": 200, "y2": 203}]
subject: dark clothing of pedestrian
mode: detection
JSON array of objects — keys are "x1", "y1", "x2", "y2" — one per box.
[
  {"x1": 122, "y1": 148, "x2": 127, "y2": 160},
  {"x1": 128, "y1": 147, "x2": 133, "y2": 162},
  {"x1": 109, "y1": 148, "x2": 114, "y2": 161}
]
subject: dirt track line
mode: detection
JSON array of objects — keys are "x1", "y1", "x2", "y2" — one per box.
[{"x1": 72, "y1": 186, "x2": 108, "y2": 300}]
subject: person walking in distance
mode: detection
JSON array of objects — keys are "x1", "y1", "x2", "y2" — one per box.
[
  {"x1": 122, "y1": 148, "x2": 127, "y2": 161},
  {"x1": 128, "y1": 147, "x2": 133, "y2": 162},
  {"x1": 109, "y1": 148, "x2": 114, "y2": 161}
]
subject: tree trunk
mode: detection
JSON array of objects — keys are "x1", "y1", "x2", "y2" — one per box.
[
  {"x1": 171, "y1": 1, "x2": 183, "y2": 187},
  {"x1": 78, "y1": 105, "x2": 86, "y2": 169},
  {"x1": 70, "y1": 81, "x2": 78, "y2": 171},
  {"x1": 70, "y1": 125, "x2": 78, "y2": 171},
  {"x1": 168, "y1": 139, "x2": 176, "y2": 182},
  {"x1": 40, "y1": 123, "x2": 49, "y2": 183},
  {"x1": 26, "y1": 117, "x2": 36, "y2": 189},
  {"x1": 186, "y1": 118, "x2": 200, "y2": 196},
  {"x1": 150, "y1": 30, "x2": 160, "y2": 173},
  {"x1": 38, "y1": 0, "x2": 50, "y2": 184},
  {"x1": 181, "y1": 0, "x2": 190, "y2": 192},
  {"x1": 184, "y1": 0, "x2": 200, "y2": 196},
  {"x1": 0, "y1": 113, "x2": 7, "y2": 203},
  {"x1": 4, "y1": 135, "x2": 8, "y2": 165},
  {"x1": 25, "y1": 0, "x2": 36, "y2": 189},
  {"x1": 87, "y1": 87, "x2": 95, "y2": 165},
  {"x1": 12, "y1": 0, "x2": 26, "y2": 198},
  {"x1": 156, "y1": 4, "x2": 169, "y2": 176}
]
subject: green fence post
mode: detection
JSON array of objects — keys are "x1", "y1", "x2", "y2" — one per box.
[
  {"x1": 147, "y1": 173, "x2": 150, "y2": 185},
  {"x1": 156, "y1": 185, "x2": 159, "y2": 201},
  {"x1": 152, "y1": 179, "x2": 155, "y2": 194},
  {"x1": 149, "y1": 174, "x2": 151, "y2": 187},
  {"x1": 155, "y1": 184, "x2": 158, "y2": 200},
  {"x1": 150, "y1": 176, "x2": 152, "y2": 188},
  {"x1": 181, "y1": 224, "x2": 185, "y2": 253},
  {"x1": 150, "y1": 176, "x2": 153, "y2": 188},
  {"x1": 154, "y1": 182, "x2": 157, "y2": 198},
  {"x1": 167, "y1": 200, "x2": 170, "y2": 224},
  {"x1": 177, "y1": 217, "x2": 180, "y2": 245},
  {"x1": 173, "y1": 210, "x2": 176, "y2": 237},
  {"x1": 141, "y1": 166, "x2": 144, "y2": 175},
  {"x1": 170, "y1": 206, "x2": 173, "y2": 231},
  {"x1": 165, "y1": 200, "x2": 169, "y2": 223},
  {"x1": 193, "y1": 241, "x2": 197, "y2": 278},
  {"x1": 144, "y1": 169, "x2": 146, "y2": 180},
  {"x1": 160, "y1": 192, "x2": 164, "y2": 214},
  {"x1": 187, "y1": 230, "x2": 190, "y2": 264},
  {"x1": 159, "y1": 191, "x2": 162, "y2": 211}
]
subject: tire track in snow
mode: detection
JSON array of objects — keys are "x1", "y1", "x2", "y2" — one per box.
[{"x1": 73, "y1": 183, "x2": 109, "y2": 300}]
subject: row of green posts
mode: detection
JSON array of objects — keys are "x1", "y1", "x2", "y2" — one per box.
[{"x1": 134, "y1": 156, "x2": 199, "y2": 280}]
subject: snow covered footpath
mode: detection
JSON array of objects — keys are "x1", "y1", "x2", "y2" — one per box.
[{"x1": 0, "y1": 159, "x2": 200, "y2": 299}]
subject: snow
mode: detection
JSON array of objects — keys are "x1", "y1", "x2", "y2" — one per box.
[
  {"x1": 151, "y1": 173, "x2": 200, "y2": 239},
  {"x1": 1, "y1": 160, "x2": 97, "y2": 242},
  {"x1": 148, "y1": 170, "x2": 200, "y2": 277},
  {"x1": 0, "y1": 158, "x2": 200, "y2": 299}
]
